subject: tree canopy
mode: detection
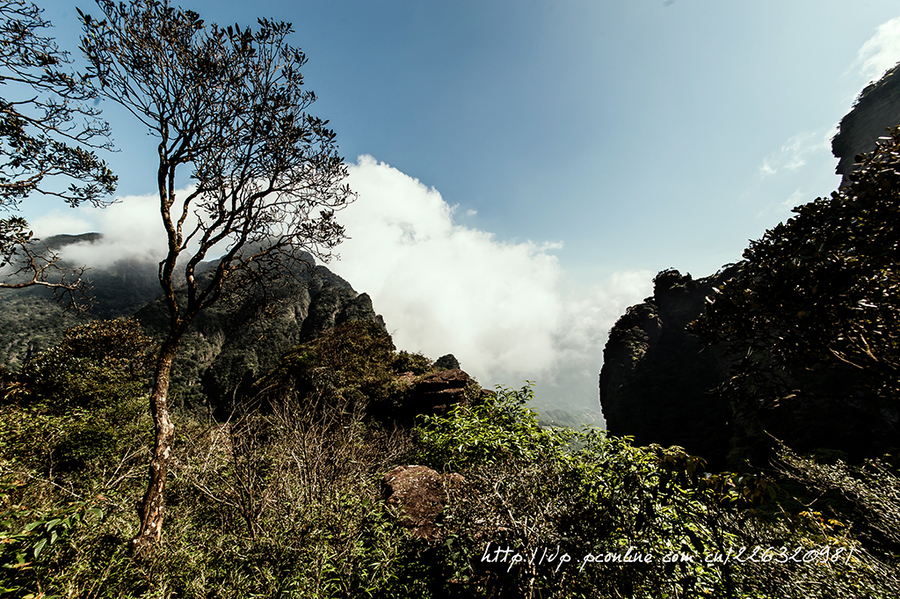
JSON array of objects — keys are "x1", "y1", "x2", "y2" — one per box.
[
  {"x1": 78, "y1": 0, "x2": 354, "y2": 554},
  {"x1": 0, "y1": 0, "x2": 116, "y2": 296}
]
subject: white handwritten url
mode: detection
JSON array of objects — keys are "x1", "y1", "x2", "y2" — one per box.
[{"x1": 480, "y1": 542, "x2": 858, "y2": 573}]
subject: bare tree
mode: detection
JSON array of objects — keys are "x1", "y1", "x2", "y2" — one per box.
[
  {"x1": 0, "y1": 0, "x2": 116, "y2": 296},
  {"x1": 79, "y1": 0, "x2": 355, "y2": 555}
]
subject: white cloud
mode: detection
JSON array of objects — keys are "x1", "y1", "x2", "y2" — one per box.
[
  {"x1": 36, "y1": 192, "x2": 169, "y2": 268},
  {"x1": 759, "y1": 128, "x2": 835, "y2": 178},
  {"x1": 330, "y1": 156, "x2": 653, "y2": 419},
  {"x1": 857, "y1": 16, "x2": 900, "y2": 82},
  {"x1": 32, "y1": 186, "x2": 236, "y2": 269},
  {"x1": 30, "y1": 212, "x2": 93, "y2": 238},
  {"x1": 28, "y1": 155, "x2": 656, "y2": 422}
]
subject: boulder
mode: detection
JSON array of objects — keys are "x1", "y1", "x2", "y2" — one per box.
[
  {"x1": 433, "y1": 353, "x2": 460, "y2": 370},
  {"x1": 382, "y1": 465, "x2": 465, "y2": 539}
]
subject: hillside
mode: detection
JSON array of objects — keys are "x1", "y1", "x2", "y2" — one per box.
[{"x1": 0, "y1": 234, "x2": 387, "y2": 410}]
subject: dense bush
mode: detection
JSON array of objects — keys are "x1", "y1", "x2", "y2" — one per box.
[
  {"x1": 1, "y1": 322, "x2": 899, "y2": 598},
  {"x1": 9, "y1": 317, "x2": 156, "y2": 412},
  {"x1": 410, "y1": 384, "x2": 900, "y2": 598},
  {"x1": 691, "y1": 127, "x2": 900, "y2": 464}
]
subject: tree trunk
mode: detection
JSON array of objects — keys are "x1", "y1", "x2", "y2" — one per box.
[{"x1": 131, "y1": 344, "x2": 177, "y2": 557}]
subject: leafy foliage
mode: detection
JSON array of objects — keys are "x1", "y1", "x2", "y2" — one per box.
[
  {"x1": 394, "y1": 350, "x2": 434, "y2": 375},
  {"x1": 410, "y1": 384, "x2": 900, "y2": 599},
  {"x1": 0, "y1": 0, "x2": 115, "y2": 207},
  {"x1": 0, "y1": 0, "x2": 116, "y2": 298},
  {"x1": 11, "y1": 317, "x2": 155, "y2": 411},
  {"x1": 415, "y1": 383, "x2": 573, "y2": 472},
  {"x1": 0, "y1": 479, "x2": 105, "y2": 598},
  {"x1": 692, "y1": 126, "x2": 900, "y2": 463},
  {"x1": 257, "y1": 320, "x2": 399, "y2": 414},
  {"x1": 1, "y1": 329, "x2": 899, "y2": 597}
]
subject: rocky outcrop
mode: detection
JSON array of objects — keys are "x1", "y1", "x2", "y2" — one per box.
[
  {"x1": 602, "y1": 266, "x2": 899, "y2": 469},
  {"x1": 600, "y1": 65, "x2": 900, "y2": 469},
  {"x1": 433, "y1": 354, "x2": 460, "y2": 370},
  {"x1": 600, "y1": 269, "x2": 733, "y2": 469},
  {"x1": 382, "y1": 465, "x2": 465, "y2": 539},
  {"x1": 141, "y1": 262, "x2": 387, "y2": 409},
  {"x1": 832, "y1": 62, "x2": 900, "y2": 186},
  {"x1": 390, "y1": 368, "x2": 490, "y2": 426},
  {"x1": 299, "y1": 284, "x2": 385, "y2": 341}
]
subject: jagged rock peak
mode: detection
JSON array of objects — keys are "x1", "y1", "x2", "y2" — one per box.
[
  {"x1": 599, "y1": 268, "x2": 733, "y2": 469},
  {"x1": 832, "y1": 61, "x2": 900, "y2": 185}
]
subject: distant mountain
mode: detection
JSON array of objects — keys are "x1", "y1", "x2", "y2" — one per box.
[
  {"x1": 0, "y1": 233, "x2": 387, "y2": 411},
  {"x1": 0, "y1": 233, "x2": 162, "y2": 367}
]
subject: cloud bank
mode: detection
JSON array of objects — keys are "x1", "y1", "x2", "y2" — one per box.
[
  {"x1": 33, "y1": 192, "x2": 168, "y2": 268},
  {"x1": 31, "y1": 156, "x2": 653, "y2": 422},
  {"x1": 331, "y1": 156, "x2": 652, "y2": 419}
]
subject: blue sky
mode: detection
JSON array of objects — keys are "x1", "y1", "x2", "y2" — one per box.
[{"x1": 19, "y1": 0, "x2": 900, "y2": 420}]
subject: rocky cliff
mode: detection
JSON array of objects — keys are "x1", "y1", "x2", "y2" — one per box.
[
  {"x1": 832, "y1": 61, "x2": 900, "y2": 185},
  {"x1": 601, "y1": 64, "x2": 900, "y2": 468},
  {"x1": 599, "y1": 269, "x2": 733, "y2": 468}
]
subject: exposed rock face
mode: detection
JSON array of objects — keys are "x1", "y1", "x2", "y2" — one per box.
[
  {"x1": 600, "y1": 269, "x2": 733, "y2": 469},
  {"x1": 299, "y1": 284, "x2": 385, "y2": 341},
  {"x1": 135, "y1": 259, "x2": 387, "y2": 409},
  {"x1": 433, "y1": 354, "x2": 460, "y2": 370},
  {"x1": 400, "y1": 369, "x2": 475, "y2": 423},
  {"x1": 832, "y1": 62, "x2": 900, "y2": 186},
  {"x1": 382, "y1": 465, "x2": 465, "y2": 539},
  {"x1": 602, "y1": 267, "x2": 899, "y2": 469}
]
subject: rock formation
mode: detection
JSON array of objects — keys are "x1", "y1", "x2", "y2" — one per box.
[
  {"x1": 599, "y1": 269, "x2": 732, "y2": 468},
  {"x1": 401, "y1": 368, "x2": 475, "y2": 420},
  {"x1": 601, "y1": 63, "x2": 900, "y2": 468},
  {"x1": 832, "y1": 62, "x2": 900, "y2": 186},
  {"x1": 433, "y1": 353, "x2": 460, "y2": 370},
  {"x1": 382, "y1": 465, "x2": 465, "y2": 539},
  {"x1": 0, "y1": 234, "x2": 387, "y2": 410}
]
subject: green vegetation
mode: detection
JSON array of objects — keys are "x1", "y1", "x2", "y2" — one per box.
[
  {"x1": 692, "y1": 125, "x2": 900, "y2": 465},
  {"x1": 1, "y1": 2, "x2": 899, "y2": 597},
  {"x1": 1, "y1": 319, "x2": 898, "y2": 598}
]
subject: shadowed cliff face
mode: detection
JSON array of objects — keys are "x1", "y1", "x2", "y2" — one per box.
[
  {"x1": 832, "y1": 62, "x2": 900, "y2": 186},
  {"x1": 599, "y1": 269, "x2": 733, "y2": 469},
  {"x1": 600, "y1": 268, "x2": 899, "y2": 470}
]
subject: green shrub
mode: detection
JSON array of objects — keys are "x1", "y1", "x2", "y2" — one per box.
[
  {"x1": 409, "y1": 384, "x2": 899, "y2": 599},
  {"x1": 393, "y1": 350, "x2": 433, "y2": 375},
  {"x1": 0, "y1": 478, "x2": 105, "y2": 598},
  {"x1": 414, "y1": 382, "x2": 574, "y2": 472},
  {"x1": 9, "y1": 318, "x2": 155, "y2": 412}
]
